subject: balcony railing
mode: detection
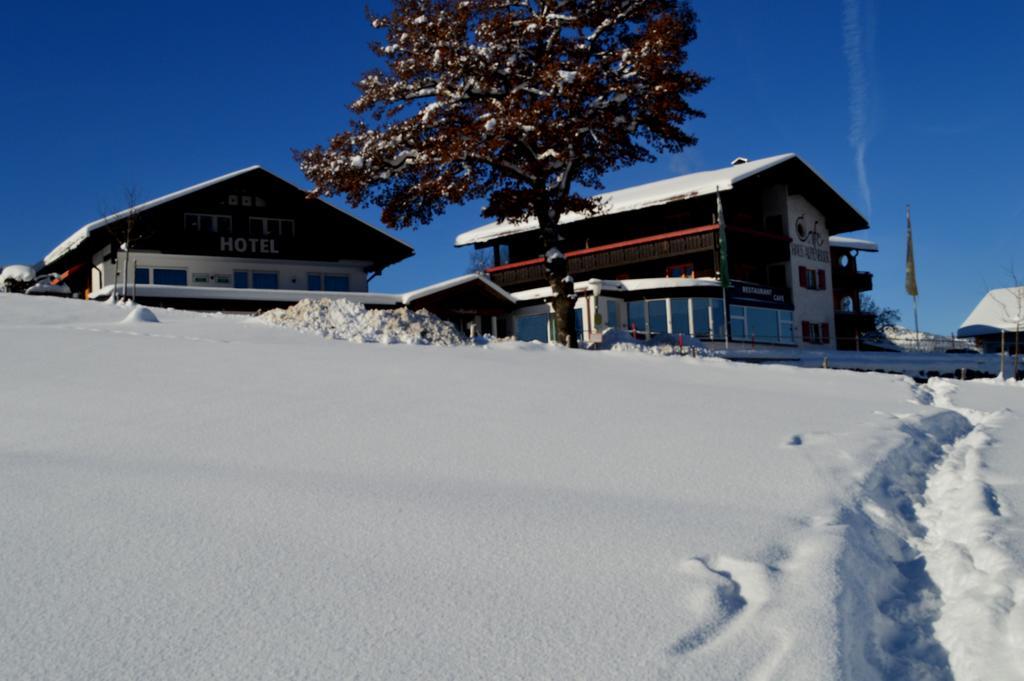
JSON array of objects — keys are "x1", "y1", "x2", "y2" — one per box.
[
  {"x1": 833, "y1": 270, "x2": 873, "y2": 293},
  {"x1": 487, "y1": 224, "x2": 784, "y2": 288}
]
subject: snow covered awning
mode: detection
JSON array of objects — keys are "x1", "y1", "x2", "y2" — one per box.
[
  {"x1": 510, "y1": 277, "x2": 724, "y2": 303},
  {"x1": 455, "y1": 153, "x2": 867, "y2": 247},
  {"x1": 958, "y1": 287, "x2": 1024, "y2": 336},
  {"x1": 829, "y1": 235, "x2": 878, "y2": 252}
]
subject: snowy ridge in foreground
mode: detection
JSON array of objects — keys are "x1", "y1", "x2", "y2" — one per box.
[{"x1": 2, "y1": 295, "x2": 1023, "y2": 680}]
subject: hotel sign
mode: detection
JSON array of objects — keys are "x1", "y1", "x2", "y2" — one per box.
[{"x1": 219, "y1": 237, "x2": 281, "y2": 255}]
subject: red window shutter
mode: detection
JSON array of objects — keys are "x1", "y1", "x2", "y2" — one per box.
[
  {"x1": 817, "y1": 269, "x2": 826, "y2": 290},
  {"x1": 799, "y1": 266, "x2": 807, "y2": 288},
  {"x1": 822, "y1": 323, "x2": 831, "y2": 344},
  {"x1": 802, "y1": 320, "x2": 811, "y2": 343}
]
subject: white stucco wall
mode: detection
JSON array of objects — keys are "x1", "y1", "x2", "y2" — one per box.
[
  {"x1": 89, "y1": 249, "x2": 371, "y2": 296},
  {"x1": 786, "y1": 195, "x2": 836, "y2": 348}
]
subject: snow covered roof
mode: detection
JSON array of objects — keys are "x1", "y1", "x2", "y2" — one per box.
[
  {"x1": 1, "y1": 264, "x2": 36, "y2": 282},
  {"x1": 401, "y1": 273, "x2": 516, "y2": 305},
  {"x1": 958, "y1": 287, "x2": 1024, "y2": 336},
  {"x1": 43, "y1": 167, "x2": 261, "y2": 267},
  {"x1": 829, "y1": 235, "x2": 878, "y2": 252},
  {"x1": 42, "y1": 166, "x2": 412, "y2": 267},
  {"x1": 456, "y1": 153, "x2": 867, "y2": 247}
]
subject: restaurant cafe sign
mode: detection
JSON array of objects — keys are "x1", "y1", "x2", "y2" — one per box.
[{"x1": 730, "y1": 283, "x2": 789, "y2": 307}]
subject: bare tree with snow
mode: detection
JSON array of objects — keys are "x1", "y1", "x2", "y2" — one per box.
[{"x1": 297, "y1": 0, "x2": 708, "y2": 346}]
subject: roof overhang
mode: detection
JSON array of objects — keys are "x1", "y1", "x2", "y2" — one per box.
[{"x1": 455, "y1": 153, "x2": 868, "y2": 247}]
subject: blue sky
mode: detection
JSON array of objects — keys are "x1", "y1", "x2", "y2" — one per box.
[{"x1": 2, "y1": 1, "x2": 1022, "y2": 334}]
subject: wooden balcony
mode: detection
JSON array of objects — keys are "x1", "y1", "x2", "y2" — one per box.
[
  {"x1": 833, "y1": 270, "x2": 873, "y2": 293},
  {"x1": 487, "y1": 224, "x2": 723, "y2": 288}
]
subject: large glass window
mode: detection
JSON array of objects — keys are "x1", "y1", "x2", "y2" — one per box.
[
  {"x1": 627, "y1": 300, "x2": 646, "y2": 335},
  {"x1": 711, "y1": 299, "x2": 725, "y2": 340},
  {"x1": 780, "y1": 310, "x2": 795, "y2": 344},
  {"x1": 748, "y1": 307, "x2": 782, "y2": 343},
  {"x1": 324, "y1": 275, "x2": 349, "y2": 292},
  {"x1": 604, "y1": 300, "x2": 618, "y2": 329},
  {"x1": 307, "y1": 274, "x2": 322, "y2": 291},
  {"x1": 251, "y1": 272, "x2": 278, "y2": 289},
  {"x1": 692, "y1": 299, "x2": 710, "y2": 337},
  {"x1": 516, "y1": 313, "x2": 550, "y2": 342},
  {"x1": 670, "y1": 299, "x2": 690, "y2": 336},
  {"x1": 234, "y1": 271, "x2": 249, "y2": 289},
  {"x1": 730, "y1": 305, "x2": 747, "y2": 340},
  {"x1": 152, "y1": 268, "x2": 187, "y2": 286},
  {"x1": 647, "y1": 300, "x2": 668, "y2": 335},
  {"x1": 134, "y1": 267, "x2": 150, "y2": 285}
]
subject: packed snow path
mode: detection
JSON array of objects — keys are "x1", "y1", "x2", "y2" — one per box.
[
  {"x1": 912, "y1": 380, "x2": 1024, "y2": 680},
  {"x1": 2, "y1": 295, "x2": 1023, "y2": 680}
]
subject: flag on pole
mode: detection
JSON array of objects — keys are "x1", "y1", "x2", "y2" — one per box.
[
  {"x1": 717, "y1": 188, "x2": 730, "y2": 288},
  {"x1": 905, "y1": 205, "x2": 918, "y2": 297}
]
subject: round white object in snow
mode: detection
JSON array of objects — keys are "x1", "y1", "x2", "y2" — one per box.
[
  {"x1": 1, "y1": 264, "x2": 36, "y2": 282},
  {"x1": 121, "y1": 306, "x2": 160, "y2": 323}
]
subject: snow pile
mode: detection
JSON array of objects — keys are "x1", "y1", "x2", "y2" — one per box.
[
  {"x1": 258, "y1": 297, "x2": 465, "y2": 345},
  {"x1": 120, "y1": 306, "x2": 160, "y2": 323},
  {"x1": 1, "y1": 264, "x2": 35, "y2": 283},
  {"x1": 884, "y1": 325, "x2": 974, "y2": 352},
  {"x1": 602, "y1": 328, "x2": 710, "y2": 356}
]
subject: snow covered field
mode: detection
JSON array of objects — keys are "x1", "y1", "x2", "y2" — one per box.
[{"x1": 1, "y1": 295, "x2": 1021, "y2": 680}]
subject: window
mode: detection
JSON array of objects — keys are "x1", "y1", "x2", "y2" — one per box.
[
  {"x1": 647, "y1": 299, "x2": 668, "y2": 335},
  {"x1": 711, "y1": 299, "x2": 725, "y2": 339},
  {"x1": 193, "y1": 273, "x2": 209, "y2": 284},
  {"x1": 497, "y1": 244, "x2": 510, "y2": 266},
  {"x1": 233, "y1": 271, "x2": 249, "y2": 289},
  {"x1": 730, "y1": 305, "x2": 746, "y2": 340},
  {"x1": 604, "y1": 299, "x2": 619, "y2": 329},
  {"x1": 324, "y1": 275, "x2": 349, "y2": 292},
  {"x1": 666, "y1": 262, "x2": 694, "y2": 278},
  {"x1": 670, "y1": 298, "x2": 690, "y2": 336},
  {"x1": 516, "y1": 313, "x2": 550, "y2": 342},
  {"x1": 134, "y1": 267, "x2": 150, "y2": 285},
  {"x1": 798, "y1": 266, "x2": 827, "y2": 290},
  {"x1": 801, "y1": 321, "x2": 831, "y2": 345},
  {"x1": 692, "y1": 298, "x2": 710, "y2": 337},
  {"x1": 748, "y1": 307, "x2": 782, "y2": 343},
  {"x1": 727, "y1": 305, "x2": 796, "y2": 344},
  {"x1": 627, "y1": 300, "x2": 646, "y2": 335},
  {"x1": 780, "y1": 311, "x2": 795, "y2": 344},
  {"x1": 184, "y1": 213, "x2": 232, "y2": 233},
  {"x1": 251, "y1": 272, "x2": 278, "y2": 289},
  {"x1": 306, "y1": 273, "x2": 351, "y2": 292},
  {"x1": 153, "y1": 268, "x2": 187, "y2": 286},
  {"x1": 574, "y1": 308, "x2": 585, "y2": 343}
]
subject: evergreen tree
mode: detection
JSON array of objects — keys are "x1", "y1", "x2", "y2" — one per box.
[{"x1": 297, "y1": 0, "x2": 708, "y2": 345}]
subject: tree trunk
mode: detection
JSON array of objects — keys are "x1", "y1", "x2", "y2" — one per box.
[{"x1": 538, "y1": 215, "x2": 578, "y2": 348}]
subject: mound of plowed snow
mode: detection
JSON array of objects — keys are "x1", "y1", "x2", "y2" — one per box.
[{"x1": 257, "y1": 297, "x2": 465, "y2": 345}]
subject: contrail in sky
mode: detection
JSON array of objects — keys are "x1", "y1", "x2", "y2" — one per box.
[{"x1": 842, "y1": 0, "x2": 871, "y2": 215}]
